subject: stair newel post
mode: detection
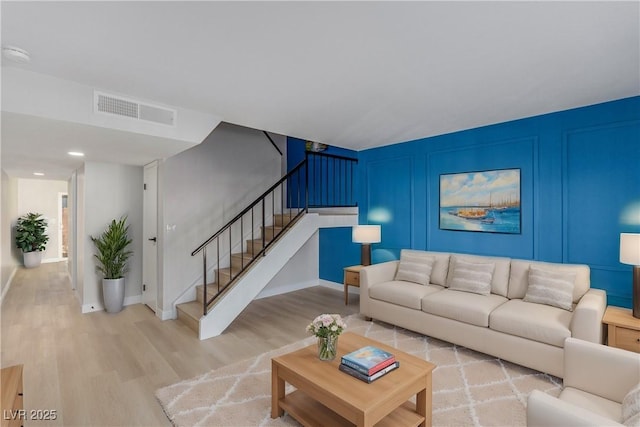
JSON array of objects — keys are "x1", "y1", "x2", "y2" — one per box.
[
  {"x1": 216, "y1": 237, "x2": 220, "y2": 294},
  {"x1": 202, "y1": 246, "x2": 207, "y2": 316}
]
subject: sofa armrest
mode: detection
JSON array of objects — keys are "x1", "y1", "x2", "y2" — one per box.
[
  {"x1": 360, "y1": 261, "x2": 399, "y2": 290},
  {"x1": 570, "y1": 288, "x2": 606, "y2": 344},
  {"x1": 526, "y1": 390, "x2": 622, "y2": 427},
  {"x1": 564, "y1": 337, "x2": 640, "y2": 403},
  {"x1": 359, "y1": 261, "x2": 398, "y2": 317}
]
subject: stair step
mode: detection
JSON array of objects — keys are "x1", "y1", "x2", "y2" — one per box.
[
  {"x1": 262, "y1": 225, "x2": 284, "y2": 241},
  {"x1": 246, "y1": 238, "x2": 268, "y2": 255},
  {"x1": 176, "y1": 301, "x2": 203, "y2": 333},
  {"x1": 273, "y1": 213, "x2": 296, "y2": 227},
  {"x1": 196, "y1": 283, "x2": 225, "y2": 304},
  {"x1": 230, "y1": 252, "x2": 255, "y2": 270}
]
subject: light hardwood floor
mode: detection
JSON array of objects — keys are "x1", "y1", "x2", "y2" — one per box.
[{"x1": 1, "y1": 262, "x2": 359, "y2": 426}]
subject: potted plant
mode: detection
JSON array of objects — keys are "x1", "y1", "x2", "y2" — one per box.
[
  {"x1": 15, "y1": 212, "x2": 49, "y2": 268},
  {"x1": 91, "y1": 216, "x2": 133, "y2": 313}
]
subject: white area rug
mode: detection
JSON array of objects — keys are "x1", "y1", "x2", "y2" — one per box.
[{"x1": 156, "y1": 315, "x2": 561, "y2": 426}]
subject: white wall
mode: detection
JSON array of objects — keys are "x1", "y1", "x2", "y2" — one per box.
[
  {"x1": 16, "y1": 178, "x2": 68, "y2": 261},
  {"x1": 1, "y1": 170, "x2": 20, "y2": 299},
  {"x1": 257, "y1": 231, "x2": 319, "y2": 299},
  {"x1": 160, "y1": 122, "x2": 285, "y2": 314},
  {"x1": 75, "y1": 167, "x2": 85, "y2": 304},
  {"x1": 81, "y1": 162, "x2": 143, "y2": 311}
]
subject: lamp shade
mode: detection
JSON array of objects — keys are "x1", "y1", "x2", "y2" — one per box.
[
  {"x1": 352, "y1": 225, "x2": 381, "y2": 244},
  {"x1": 620, "y1": 233, "x2": 640, "y2": 266}
]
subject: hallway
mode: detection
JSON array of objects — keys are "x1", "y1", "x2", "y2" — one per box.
[{"x1": 1, "y1": 262, "x2": 357, "y2": 426}]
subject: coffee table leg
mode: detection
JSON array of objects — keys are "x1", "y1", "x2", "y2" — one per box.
[
  {"x1": 416, "y1": 374, "x2": 432, "y2": 427},
  {"x1": 271, "y1": 362, "x2": 285, "y2": 418}
]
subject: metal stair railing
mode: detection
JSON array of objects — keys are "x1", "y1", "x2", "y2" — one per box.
[{"x1": 191, "y1": 151, "x2": 357, "y2": 316}]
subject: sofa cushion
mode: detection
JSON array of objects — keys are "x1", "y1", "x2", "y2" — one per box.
[
  {"x1": 370, "y1": 281, "x2": 444, "y2": 310},
  {"x1": 418, "y1": 251, "x2": 451, "y2": 286},
  {"x1": 448, "y1": 259, "x2": 495, "y2": 295},
  {"x1": 394, "y1": 250, "x2": 435, "y2": 285},
  {"x1": 489, "y1": 299, "x2": 572, "y2": 347},
  {"x1": 446, "y1": 254, "x2": 511, "y2": 297},
  {"x1": 523, "y1": 266, "x2": 576, "y2": 311},
  {"x1": 560, "y1": 387, "x2": 623, "y2": 423},
  {"x1": 508, "y1": 259, "x2": 590, "y2": 302},
  {"x1": 622, "y1": 382, "x2": 640, "y2": 426},
  {"x1": 421, "y1": 289, "x2": 508, "y2": 327}
]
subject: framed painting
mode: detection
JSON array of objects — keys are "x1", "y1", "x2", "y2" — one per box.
[{"x1": 439, "y1": 168, "x2": 521, "y2": 234}]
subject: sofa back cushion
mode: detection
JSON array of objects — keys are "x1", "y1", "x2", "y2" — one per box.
[
  {"x1": 523, "y1": 266, "x2": 576, "y2": 311},
  {"x1": 448, "y1": 259, "x2": 495, "y2": 295},
  {"x1": 404, "y1": 251, "x2": 450, "y2": 286},
  {"x1": 508, "y1": 260, "x2": 590, "y2": 302},
  {"x1": 395, "y1": 250, "x2": 435, "y2": 285},
  {"x1": 446, "y1": 254, "x2": 511, "y2": 297}
]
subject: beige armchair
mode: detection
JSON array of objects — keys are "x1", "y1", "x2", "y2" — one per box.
[{"x1": 527, "y1": 337, "x2": 640, "y2": 426}]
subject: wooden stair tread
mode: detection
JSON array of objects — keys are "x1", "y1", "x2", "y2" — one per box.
[{"x1": 176, "y1": 301, "x2": 203, "y2": 318}]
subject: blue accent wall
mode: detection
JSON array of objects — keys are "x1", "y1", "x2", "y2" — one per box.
[
  {"x1": 323, "y1": 97, "x2": 639, "y2": 307},
  {"x1": 319, "y1": 227, "x2": 361, "y2": 283}
]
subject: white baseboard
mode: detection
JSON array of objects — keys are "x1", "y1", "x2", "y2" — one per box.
[
  {"x1": 82, "y1": 295, "x2": 141, "y2": 314},
  {"x1": 124, "y1": 295, "x2": 142, "y2": 306},
  {"x1": 0, "y1": 267, "x2": 18, "y2": 305},
  {"x1": 158, "y1": 307, "x2": 176, "y2": 320},
  {"x1": 42, "y1": 257, "x2": 67, "y2": 264},
  {"x1": 82, "y1": 303, "x2": 104, "y2": 313}
]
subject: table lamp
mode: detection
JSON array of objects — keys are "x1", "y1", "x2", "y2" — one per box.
[
  {"x1": 352, "y1": 225, "x2": 381, "y2": 266},
  {"x1": 620, "y1": 233, "x2": 640, "y2": 318}
]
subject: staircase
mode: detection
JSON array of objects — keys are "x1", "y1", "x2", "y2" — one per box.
[
  {"x1": 175, "y1": 151, "x2": 358, "y2": 339},
  {"x1": 175, "y1": 213, "x2": 298, "y2": 333}
]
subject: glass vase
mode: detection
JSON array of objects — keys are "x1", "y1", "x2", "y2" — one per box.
[{"x1": 317, "y1": 335, "x2": 338, "y2": 361}]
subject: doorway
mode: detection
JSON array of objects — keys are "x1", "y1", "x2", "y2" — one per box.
[
  {"x1": 143, "y1": 161, "x2": 159, "y2": 312},
  {"x1": 59, "y1": 192, "x2": 69, "y2": 259}
]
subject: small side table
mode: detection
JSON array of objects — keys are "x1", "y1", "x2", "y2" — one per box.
[
  {"x1": 343, "y1": 265, "x2": 364, "y2": 305},
  {"x1": 602, "y1": 306, "x2": 640, "y2": 353}
]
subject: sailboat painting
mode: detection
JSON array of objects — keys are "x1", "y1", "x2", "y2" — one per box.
[{"x1": 440, "y1": 168, "x2": 521, "y2": 234}]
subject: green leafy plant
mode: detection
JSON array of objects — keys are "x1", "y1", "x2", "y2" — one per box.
[
  {"x1": 90, "y1": 216, "x2": 133, "y2": 279},
  {"x1": 15, "y1": 212, "x2": 49, "y2": 253}
]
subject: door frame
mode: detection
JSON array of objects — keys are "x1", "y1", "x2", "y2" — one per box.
[{"x1": 143, "y1": 161, "x2": 159, "y2": 312}]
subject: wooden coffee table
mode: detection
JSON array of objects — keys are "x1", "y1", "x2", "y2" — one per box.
[{"x1": 271, "y1": 332, "x2": 436, "y2": 427}]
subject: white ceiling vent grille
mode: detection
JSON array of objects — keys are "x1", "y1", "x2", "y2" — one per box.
[{"x1": 94, "y1": 91, "x2": 176, "y2": 126}]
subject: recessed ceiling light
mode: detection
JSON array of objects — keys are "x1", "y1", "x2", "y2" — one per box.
[
  {"x1": 33, "y1": 172, "x2": 44, "y2": 176},
  {"x1": 2, "y1": 45, "x2": 30, "y2": 64},
  {"x1": 68, "y1": 151, "x2": 85, "y2": 157}
]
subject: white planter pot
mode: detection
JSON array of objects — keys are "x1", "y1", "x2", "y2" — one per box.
[
  {"x1": 102, "y1": 278, "x2": 125, "y2": 313},
  {"x1": 23, "y1": 251, "x2": 43, "y2": 268}
]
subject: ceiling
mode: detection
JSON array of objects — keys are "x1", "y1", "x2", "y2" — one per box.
[{"x1": 2, "y1": 1, "x2": 639, "y2": 180}]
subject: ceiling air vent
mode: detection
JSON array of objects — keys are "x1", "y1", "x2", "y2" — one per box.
[{"x1": 94, "y1": 91, "x2": 176, "y2": 126}]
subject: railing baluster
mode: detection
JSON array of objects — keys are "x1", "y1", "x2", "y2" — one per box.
[
  {"x1": 203, "y1": 247, "x2": 207, "y2": 316},
  {"x1": 262, "y1": 197, "x2": 266, "y2": 253}
]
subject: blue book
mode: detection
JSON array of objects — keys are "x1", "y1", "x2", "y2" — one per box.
[
  {"x1": 339, "y1": 361, "x2": 399, "y2": 383},
  {"x1": 341, "y1": 345, "x2": 395, "y2": 375}
]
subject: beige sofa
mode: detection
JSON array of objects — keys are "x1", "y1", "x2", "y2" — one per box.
[
  {"x1": 527, "y1": 337, "x2": 640, "y2": 426},
  {"x1": 359, "y1": 250, "x2": 607, "y2": 378}
]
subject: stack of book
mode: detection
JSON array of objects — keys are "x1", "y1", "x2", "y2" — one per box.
[{"x1": 339, "y1": 345, "x2": 399, "y2": 383}]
